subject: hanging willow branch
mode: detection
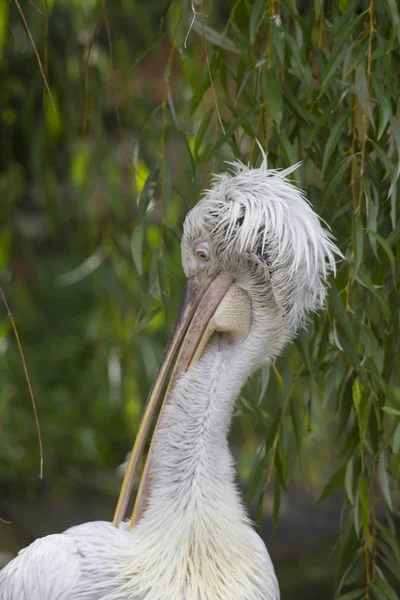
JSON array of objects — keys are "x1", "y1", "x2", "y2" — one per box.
[
  {"x1": 0, "y1": 286, "x2": 43, "y2": 479},
  {"x1": 14, "y1": 0, "x2": 55, "y2": 112}
]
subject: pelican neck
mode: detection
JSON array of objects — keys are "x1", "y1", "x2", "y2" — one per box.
[{"x1": 142, "y1": 342, "x2": 250, "y2": 518}]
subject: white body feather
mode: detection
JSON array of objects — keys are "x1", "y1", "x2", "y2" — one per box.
[{"x1": 0, "y1": 160, "x2": 339, "y2": 600}]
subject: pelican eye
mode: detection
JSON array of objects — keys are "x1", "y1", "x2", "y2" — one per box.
[{"x1": 195, "y1": 245, "x2": 210, "y2": 261}]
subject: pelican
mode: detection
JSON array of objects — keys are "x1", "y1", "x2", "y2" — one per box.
[{"x1": 0, "y1": 157, "x2": 338, "y2": 600}]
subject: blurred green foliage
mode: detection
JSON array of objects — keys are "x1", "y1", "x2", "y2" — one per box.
[{"x1": 0, "y1": 1, "x2": 399, "y2": 598}]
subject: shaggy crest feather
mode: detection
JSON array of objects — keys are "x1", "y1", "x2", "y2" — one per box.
[{"x1": 184, "y1": 158, "x2": 339, "y2": 334}]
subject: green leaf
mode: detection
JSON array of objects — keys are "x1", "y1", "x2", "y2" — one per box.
[
  {"x1": 371, "y1": 75, "x2": 392, "y2": 140},
  {"x1": 179, "y1": 50, "x2": 201, "y2": 103},
  {"x1": 262, "y1": 70, "x2": 283, "y2": 130},
  {"x1": 369, "y1": 140, "x2": 394, "y2": 176},
  {"x1": 354, "y1": 490, "x2": 362, "y2": 538},
  {"x1": 377, "y1": 523, "x2": 400, "y2": 568},
  {"x1": 0, "y1": 0, "x2": 9, "y2": 51},
  {"x1": 319, "y1": 11, "x2": 367, "y2": 96},
  {"x1": 71, "y1": 144, "x2": 90, "y2": 189},
  {"x1": 317, "y1": 464, "x2": 345, "y2": 504},
  {"x1": 272, "y1": 479, "x2": 281, "y2": 529},
  {"x1": 168, "y1": 126, "x2": 196, "y2": 180},
  {"x1": 345, "y1": 452, "x2": 357, "y2": 504},
  {"x1": 191, "y1": 20, "x2": 240, "y2": 54},
  {"x1": 130, "y1": 307, "x2": 161, "y2": 338},
  {"x1": 387, "y1": 223, "x2": 400, "y2": 247},
  {"x1": 283, "y1": 85, "x2": 315, "y2": 123},
  {"x1": 355, "y1": 267, "x2": 391, "y2": 320},
  {"x1": 194, "y1": 108, "x2": 213, "y2": 157},
  {"x1": 358, "y1": 474, "x2": 370, "y2": 542},
  {"x1": 322, "y1": 112, "x2": 349, "y2": 174},
  {"x1": 289, "y1": 400, "x2": 302, "y2": 457},
  {"x1": 382, "y1": 406, "x2": 400, "y2": 416},
  {"x1": 351, "y1": 216, "x2": 364, "y2": 277},
  {"x1": 372, "y1": 579, "x2": 399, "y2": 600},
  {"x1": 131, "y1": 223, "x2": 144, "y2": 276},
  {"x1": 286, "y1": 36, "x2": 313, "y2": 93},
  {"x1": 139, "y1": 167, "x2": 160, "y2": 220},
  {"x1": 283, "y1": 0, "x2": 298, "y2": 13},
  {"x1": 336, "y1": 590, "x2": 365, "y2": 600},
  {"x1": 388, "y1": 158, "x2": 400, "y2": 230},
  {"x1": 377, "y1": 545, "x2": 400, "y2": 583},
  {"x1": 264, "y1": 408, "x2": 283, "y2": 453},
  {"x1": 250, "y1": 0, "x2": 267, "y2": 43},
  {"x1": 319, "y1": 46, "x2": 348, "y2": 97},
  {"x1": 275, "y1": 129, "x2": 298, "y2": 167},
  {"x1": 157, "y1": 256, "x2": 167, "y2": 312},
  {"x1": 367, "y1": 232, "x2": 396, "y2": 284},
  {"x1": 393, "y1": 424, "x2": 400, "y2": 454},
  {"x1": 314, "y1": 0, "x2": 324, "y2": 19},
  {"x1": 128, "y1": 30, "x2": 167, "y2": 74},
  {"x1": 57, "y1": 245, "x2": 110, "y2": 287},
  {"x1": 365, "y1": 183, "x2": 379, "y2": 258},
  {"x1": 359, "y1": 395, "x2": 372, "y2": 444},
  {"x1": 254, "y1": 489, "x2": 264, "y2": 530},
  {"x1": 259, "y1": 364, "x2": 271, "y2": 404},
  {"x1": 352, "y1": 378, "x2": 362, "y2": 409},
  {"x1": 378, "y1": 450, "x2": 393, "y2": 511},
  {"x1": 0, "y1": 231, "x2": 10, "y2": 270},
  {"x1": 320, "y1": 157, "x2": 351, "y2": 211},
  {"x1": 384, "y1": 0, "x2": 400, "y2": 44},
  {"x1": 355, "y1": 65, "x2": 373, "y2": 127},
  {"x1": 246, "y1": 450, "x2": 268, "y2": 502},
  {"x1": 202, "y1": 104, "x2": 262, "y2": 163}
]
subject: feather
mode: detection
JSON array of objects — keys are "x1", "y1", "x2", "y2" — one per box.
[{"x1": 184, "y1": 159, "x2": 341, "y2": 335}]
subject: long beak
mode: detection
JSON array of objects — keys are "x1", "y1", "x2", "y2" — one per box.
[{"x1": 112, "y1": 271, "x2": 234, "y2": 528}]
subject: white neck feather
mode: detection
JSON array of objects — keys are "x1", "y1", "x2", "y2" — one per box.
[
  {"x1": 147, "y1": 338, "x2": 247, "y2": 515},
  {"x1": 112, "y1": 340, "x2": 277, "y2": 600}
]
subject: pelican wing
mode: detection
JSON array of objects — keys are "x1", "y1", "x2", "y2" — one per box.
[
  {"x1": 248, "y1": 529, "x2": 280, "y2": 600},
  {"x1": 0, "y1": 521, "x2": 142, "y2": 600},
  {"x1": 0, "y1": 532, "x2": 82, "y2": 600}
]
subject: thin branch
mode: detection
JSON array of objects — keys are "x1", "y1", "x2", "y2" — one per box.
[
  {"x1": 28, "y1": 0, "x2": 43, "y2": 16},
  {"x1": 199, "y1": 0, "x2": 226, "y2": 135},
  {"x1": 184, "y1": 0, "x2": 207, "y2": 49},
  {"x1": 14, "y1": 0, "x2": 55, "y2": 112},
  {"x1": 0, "y1": 286, "x2": 43, "y2": 479},
  {"x1": 357, "y1": 0, "x2": 374, "y2": 215}
]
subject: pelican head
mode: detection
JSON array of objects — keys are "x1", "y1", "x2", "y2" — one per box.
[{"x1": 181, "y1": 159, "x2": 338, "y2": 366}]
